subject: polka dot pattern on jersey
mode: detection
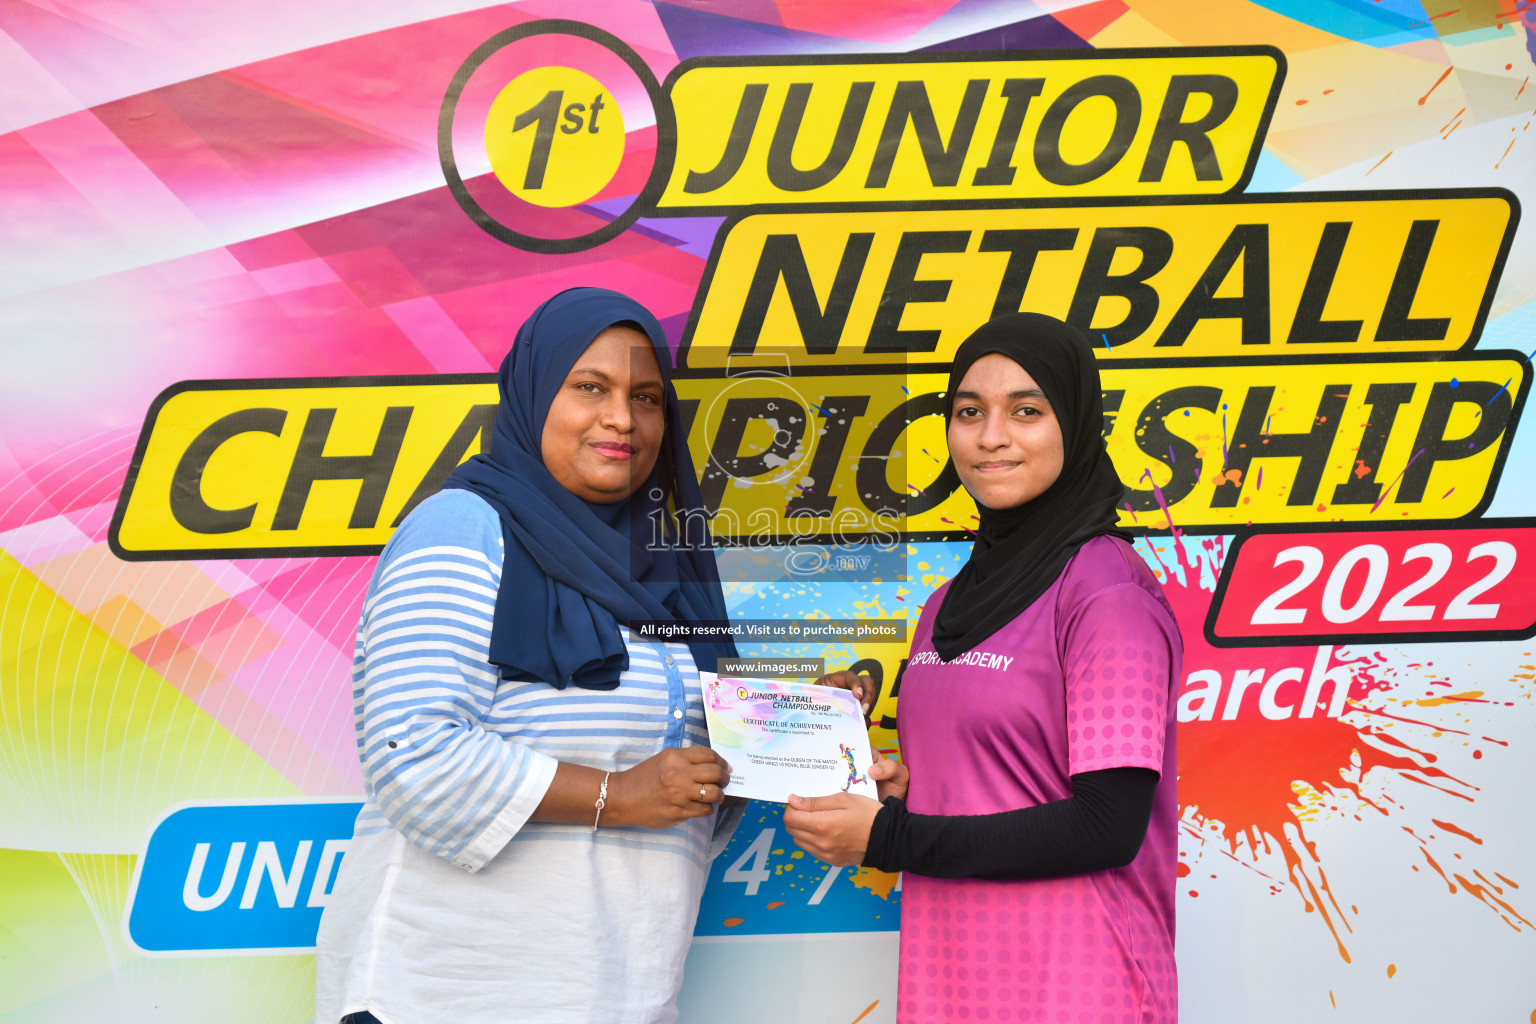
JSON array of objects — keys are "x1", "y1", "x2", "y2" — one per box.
[{"x1": 891, "y1": 537, "x2": 1180, "y2": 1023}]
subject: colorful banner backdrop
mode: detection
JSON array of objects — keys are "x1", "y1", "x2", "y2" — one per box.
[{"x1": 2, "y1": 2, "x2": 1534, "y2": 1023}]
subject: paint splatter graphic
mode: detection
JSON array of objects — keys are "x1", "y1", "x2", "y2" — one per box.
[
  {"x1": 850, "y1": 865, "x2": 901, "y2": 900},
  {"x1": 1146, "y1": 535, "x2": 1531, "y2": 961}
]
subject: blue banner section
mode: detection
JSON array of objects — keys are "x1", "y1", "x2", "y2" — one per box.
[
  {"x1": 694, "y1": 801, "x2": 901, "y2": 936},
  {"x1": 126, "y1": 799, "x2": 900, "y2": 951},
  {"x1": 126, "y1": 800, "x2": 364, "y2": 954}
]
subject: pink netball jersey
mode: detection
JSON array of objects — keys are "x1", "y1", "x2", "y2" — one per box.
[{"x1": 894, "y1": 535, "x2": 1181, "y2": 1024}]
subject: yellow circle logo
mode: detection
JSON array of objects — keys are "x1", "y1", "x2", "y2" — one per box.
[
  {"x1": 484, "y1": 66, "x2": 625, "y2": 208},
  {"x1": 737, "y1": 686, "x2": 749, "y2": 700}
]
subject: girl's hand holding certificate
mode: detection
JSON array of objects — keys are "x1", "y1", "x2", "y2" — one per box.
[
  {"x1": 783, "y1": 750, "x2": 909, "y2": 866},
  {"x1": 786, "y1": 669, "x2": 911, "y2": 868},
  {"x1": 703, "y1": 668, "x2": 911, "y2": 866}
]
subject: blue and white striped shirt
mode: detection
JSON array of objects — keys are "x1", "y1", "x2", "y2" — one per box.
[{"x1": 316, "y1": 490, "x2": 735, "y2": 1024}]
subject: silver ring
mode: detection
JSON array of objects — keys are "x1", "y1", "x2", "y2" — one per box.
[{"x1": 700, "y1": 787, "x2": 707, "y2": 799}]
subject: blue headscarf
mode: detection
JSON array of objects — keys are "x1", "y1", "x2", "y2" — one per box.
[{"x1": 444, "y1": 287, "x2": 737, "y2": 689}]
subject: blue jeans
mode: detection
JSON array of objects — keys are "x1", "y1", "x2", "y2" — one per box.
[{"x1": 341, "y1": 1014, "x2": 382, "y2": 1024}]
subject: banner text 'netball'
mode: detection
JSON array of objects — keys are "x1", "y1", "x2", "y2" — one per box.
[{"x1": 683, "y1": 190, "x2": 1516, "y2": 370}]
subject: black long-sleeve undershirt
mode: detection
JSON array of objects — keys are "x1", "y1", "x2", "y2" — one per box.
[{"x1": 861, "y1": 766, "x2": 1160, "y2": 880}]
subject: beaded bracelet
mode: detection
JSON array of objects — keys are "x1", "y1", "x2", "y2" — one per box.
[{"x1": 592, "y1": 771, "x2": 610, "y2": 832}]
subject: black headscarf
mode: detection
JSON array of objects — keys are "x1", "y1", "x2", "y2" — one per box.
[
  {"x1": 930, "y1": 312, "x2": 1131, "y2": 661},
  {"x1": 443, "y1": 287, "x2": 736, "y2": 688}
]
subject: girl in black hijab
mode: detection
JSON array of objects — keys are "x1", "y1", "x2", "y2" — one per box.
[
  {"x1": 929, "y1": 312, "x2": 1134, "y2": 658},
  {"x1": 786, "y1": 313, "x2": 1182, "y2": 1024}
]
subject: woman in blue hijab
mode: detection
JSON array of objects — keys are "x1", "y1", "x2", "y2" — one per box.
[{"x1": 316, "y1": 288, "x2": 740, "y2": 1024}]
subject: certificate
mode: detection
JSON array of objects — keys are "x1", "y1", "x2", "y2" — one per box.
[{"x1": 703, "y1": 675, "x2": 877, "y2": 803}]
